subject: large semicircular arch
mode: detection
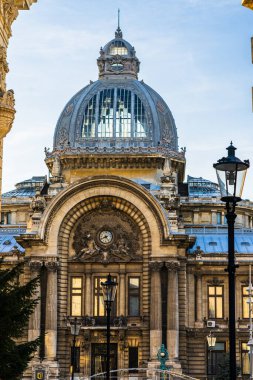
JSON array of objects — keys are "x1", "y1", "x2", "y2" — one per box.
[{"x1": 39, "y1": 175, "x2": 170, "y2": 252}]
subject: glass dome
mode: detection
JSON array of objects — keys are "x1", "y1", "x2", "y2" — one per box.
[
  {"x1": 52, "y1": 29, "x2": 179, "y2": 155},
  {"x1": 81, "y1": 88, "x2": 147, "y2": 139}
]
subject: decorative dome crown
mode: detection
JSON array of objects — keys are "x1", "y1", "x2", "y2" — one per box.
[
  {"x1": 50, "y1": 28, "x2": 180, "y2": 157},
  {"x1": 97, "y1": 27, "x2": 140, "y2": 79}
]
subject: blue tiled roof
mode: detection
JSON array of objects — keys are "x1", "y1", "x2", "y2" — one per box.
[
  {"x1": 2, "y1": 175, "x2": 47, "y2": 198},
  {"x1": 188, "y1": 228, "x2": 253, "y2": 254},
  {"x1": 0, "y1": 235, "x2": 25, "y2": 254},
  {"x1": 187, "y1": 175, "x2": 220, "y2": 198},
  {"x1": 2, "y1": 188, "x2": 36, "y2": 198}
]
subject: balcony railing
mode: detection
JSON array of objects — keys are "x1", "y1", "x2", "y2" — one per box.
[{"x1": 82, "y1": 315, "x2": 127, "y2": 328}]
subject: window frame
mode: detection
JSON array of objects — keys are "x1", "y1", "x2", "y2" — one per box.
[
  {"x1": 242, "y1": 285, "x2": 250, "y2": 319},
  {"x1": 208, "y1": 284, "x2": 224, "y2": 319},
  {"x1": 70, "y1": 276, "x2": 83, "y2": 317},
  {"x1": 93, "y1": 276, "x2": 117, "y2": 317},
  {"x1": 241, "y1": 341, "x2": 250, "y2": 375},
  {"x1": 207, "y1": 341, "x2": 226, "y2": 377},
  {"x1": 128, "y1": 276, "x2": 140, "y2": 317}
]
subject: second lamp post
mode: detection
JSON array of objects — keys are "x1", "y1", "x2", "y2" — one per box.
[
  {"x1": 214, "y1": 142, "x2": 249, "y2": 380},
  {"x1": 101, "y1": 274, "x2": 118, "y2": 380}
]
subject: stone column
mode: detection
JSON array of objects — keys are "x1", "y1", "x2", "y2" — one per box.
[
  {"x1": 119, "y1": 271, "x2": 126, "y2": 316},
  {"x1": 28, "y1": 260, "x2": 42, "y2": 348},
  {"x1": 45, "y1": 260, "x2": 59, "y2": 360},
  {"x1": 195, "y1": 273, "x2": 203, "y2": 325},
  {"x1": 166, "y1": 261, "x2": 180, "y2": 361},
  {"x1": 85, "y1": 272, "x2": 92, "y2": 316},
  {"x1": 149, "y1": 261, "x2": 163, "y2": 360}
]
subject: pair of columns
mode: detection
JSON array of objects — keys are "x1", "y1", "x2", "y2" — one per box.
[
  {"x1": 149, "y1": 261, "x2": 180, "y2": 362},
  {"x1": 29, "y1": 259, "x2": 59, "y2": 361}
]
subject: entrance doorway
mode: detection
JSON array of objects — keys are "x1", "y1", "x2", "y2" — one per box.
[{"x1": 91, "y1": 343, "x2": 117, "y2": 376}]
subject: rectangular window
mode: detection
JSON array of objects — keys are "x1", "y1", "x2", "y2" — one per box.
[
  {"x1": 129, "y1": 347, "x2": 138, "y2": 371},
  {"x1": 241, "y1": 342, "x2": 250, "y2": 375},
  {"x1": 208, "y1": 285, "x2": 224, "y2": 319},
  {"x1": 94, "y1": 276, "x2": 117, "y2": 316},
  {"x1": 128, "y1": 277, "x2": 140, "y2": 316},
  {"x1": 242, "y1": 286, "x2": 250, "y2": 319},
  {"x1": 207, "y1": 342, "x2": 226, "y2": 377},
  {"x1": 216, "y1": 212, "x2": 222, "y2": 225},
  {"x1": 70, "y1": 277, "x2": 82, "y2": 316}
]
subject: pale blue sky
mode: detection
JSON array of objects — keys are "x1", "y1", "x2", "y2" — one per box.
[{"x1": 4, "y1": 0, "x2": 253, "y2": 198}]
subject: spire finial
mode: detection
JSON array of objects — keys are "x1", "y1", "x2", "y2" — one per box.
[{"x1": 115, "y1": 9, "x2": 123, "y2": 38}]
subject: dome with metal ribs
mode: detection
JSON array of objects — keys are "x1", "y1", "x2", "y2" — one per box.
[{"x1": 52, "y1": 28, "x2": 178, "y2": 155}]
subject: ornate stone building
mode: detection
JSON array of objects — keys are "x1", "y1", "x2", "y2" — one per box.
[
  {"x1": 0, "y1": 0, "x2": 37, "y2": 211},
  {"x1": 1, "y1": 24, "x2": 253, "y2": 380}
]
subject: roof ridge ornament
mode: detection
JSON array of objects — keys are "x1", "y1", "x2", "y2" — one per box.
[{"x1": 115, "y1": 9, "x2": 123, "y2": 38}]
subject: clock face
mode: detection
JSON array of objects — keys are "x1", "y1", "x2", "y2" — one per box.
[{"x1": 99, "y1": 230, "x2": 113, "y2": 245}]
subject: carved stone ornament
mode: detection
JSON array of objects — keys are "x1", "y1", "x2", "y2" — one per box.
[
  {"x1": 29, "y1": 260, "x2": 43, "y2": 272},
  {"x1": 194, "y1": 246, "x2": 204, "y2": 261},
  {"x1": 149, "y1": 261, "x2": 163, "y2": 272},
  {"x1": 72, "y1": 202, "x2": 142, "y2": 264},
  {"x1": 207, "y1": 277, "x2": 224, "y2": 285},
  {"x1": 165, "y1": 261, "x2": 180, "y2": 272},
  {"x1": 30, "y1": 190, "x2": 46, "y2": 213},
  {"x1": 45, "y1": 260, "x2": 60, "y2": 271}
]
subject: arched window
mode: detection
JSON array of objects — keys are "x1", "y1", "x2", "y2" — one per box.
[
  {"x1": 110, "y1": 41, "x2": 128, "y2": 56},
  {"x1": 81, "y1": 88, "x2": 148, "y2": 139}
]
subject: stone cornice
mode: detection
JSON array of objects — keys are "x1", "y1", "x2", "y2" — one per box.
[{"x1": 45, "y1": 151, "x2": 185, "y2": 174}]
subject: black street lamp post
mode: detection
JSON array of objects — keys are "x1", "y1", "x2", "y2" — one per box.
[
  {"x1": 214, "y1": 143, "x2": 249, "y2": 380},
  {"x1": 101, "y1": 274, "x2": 118, "y2": 380},
  {"x1": 69, "y1": 317, "x2": 82, "y2": 380}
]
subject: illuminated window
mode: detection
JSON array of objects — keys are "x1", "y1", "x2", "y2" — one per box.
[
  {"x1": 70, "y1": 277, "x2": 82, "y2": 316},
  {"x1": 208, "y1": 285, "x2": 224, "y2": 319},
  {"x1": 128, "y1": 277, "x2": 140, "y2": 316},
  {"x1": 241, "y1": 342, "x2": 250, "y2": 375},
  {"x1": 242, "y1": 286, "x2": 250, "y2": 318},
  {"x1": 81, "y1": 89, "x2": 148, "y2": 140},
  {"x1": 94, "y1": 276, "x2": 117, "y2": 317},
  {"x1": 110, "y1": 41, "x2": 128, "y2": 56}
]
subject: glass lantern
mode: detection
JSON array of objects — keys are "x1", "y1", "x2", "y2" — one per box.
[{"x1": 213, "y1": 143, "x2": 249, "y2": 202}]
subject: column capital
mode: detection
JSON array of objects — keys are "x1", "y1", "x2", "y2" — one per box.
[
  {"x1": 165, "y1": 261, "x2": 180, "y2": 272},
  {"x1": 149, "y1": 261, "x2": 163, "y2": 272},
  {"x1": 29, "y1": 260, "x2": 43, "y2": 272},
  {"x1": 45, "y1": 259, "x2": 60, "y2": 272}
]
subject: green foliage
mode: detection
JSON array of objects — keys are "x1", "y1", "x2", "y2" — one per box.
[{"x1": 0, "y1": 261, "x2": 40, "y2": 380}]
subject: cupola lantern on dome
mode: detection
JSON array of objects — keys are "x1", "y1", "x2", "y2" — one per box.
[
  {"x1": 46, "y1": 25, "x2": 185, "y2": 180},
  {"x1": 97, "y1": 22, "x2": 140, "y2": 80}
]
